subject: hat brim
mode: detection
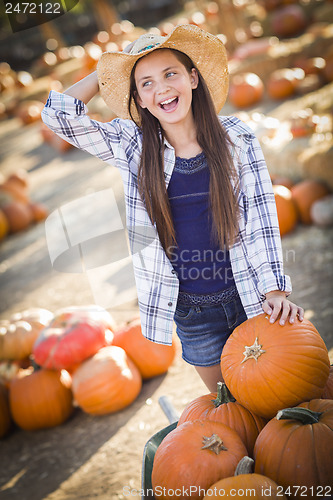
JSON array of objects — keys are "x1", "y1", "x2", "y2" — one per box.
[{"x1": 97, "y1": 24, "x2": 229, "y2": 121}]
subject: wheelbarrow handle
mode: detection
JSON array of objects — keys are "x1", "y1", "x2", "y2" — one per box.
[{"x1": 158, "y1": 395, "x2": 179, "y2": 424}]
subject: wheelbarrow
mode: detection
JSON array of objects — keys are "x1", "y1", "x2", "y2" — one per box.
[{"x1": 141, "y1": 396, "x2": 179, "y2": 499}]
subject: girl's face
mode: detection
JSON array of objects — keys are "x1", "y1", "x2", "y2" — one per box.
[{"x1": 134, "y1": 49, "x2": 198, "y2": 129}]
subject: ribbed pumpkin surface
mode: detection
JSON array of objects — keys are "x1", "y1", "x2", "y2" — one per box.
[
  {"x1": 221, "y1": 314, "x2": 330, "y2": 419},
  {"x1": 71, "y1": 346, "x2": 142, "y2": 415}
]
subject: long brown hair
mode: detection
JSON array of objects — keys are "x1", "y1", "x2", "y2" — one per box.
[{"x1": 128, "y1": 49, "x2": 239, "y2": 258}]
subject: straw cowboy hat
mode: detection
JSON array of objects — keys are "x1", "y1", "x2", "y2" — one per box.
[{"x1": 97, "y1": 24, "x2": 229, "y2": 121}]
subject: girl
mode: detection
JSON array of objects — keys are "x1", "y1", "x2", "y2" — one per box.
[{"x1": 42, "y1": 24, "x2": 304, "y2": 391}]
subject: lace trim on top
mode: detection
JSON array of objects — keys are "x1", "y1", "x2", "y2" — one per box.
[{"x1": 174, "y1": 151, "x2": 207, "y2": 174}]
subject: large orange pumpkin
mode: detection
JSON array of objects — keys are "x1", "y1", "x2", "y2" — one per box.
[
  {"x1": 177, "y1": 382, "x2": 266, "y2": 457},
  {"x1": 291, "y1": 180, "x2": 331, "y2": 224},
  {"x1": 152, "y1": 419, "x2": 248, "y2": 500},
  {"x1": 273, "y1": 185, "x2": 298, "y2": 236},
  {"x1": 9, "y1": 368, "x2": 73, "y2": 430},
  {"x1": 203, "y1": 456, "x2": 287, "y2": 499},
  {"x1": 254, "y1": 399, "x2": 333, "y2": 496},
  {"x1": 112, "y1": 318, "x2": 176, "y2": 379},
  {"x1": 71, "y1": 346, "x2": 142, "y2": 415},
  {"x1": 221, "y1": 314, "x2": 330, "y2": 419}
]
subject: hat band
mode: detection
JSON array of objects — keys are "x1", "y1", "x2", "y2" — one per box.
[{"x1": 137, "y1": 42, "x2": 161, "y2": 54}]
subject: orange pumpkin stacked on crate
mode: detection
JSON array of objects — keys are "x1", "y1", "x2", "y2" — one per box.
[{"x1": 151, "y1": 313, "x2": 331, "y2": 498}]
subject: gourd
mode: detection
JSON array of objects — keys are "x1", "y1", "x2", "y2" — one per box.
[
  {"x1": 112, "y1": 318, "x2": 176, "y2": 379},
  {"x1": 33, "y1": 305, "x2": 115, "y2": 370},
  {"x1": 152, "y1": 419, "x2": 247, "y2": 500},
  {"x1": 267, "y1": 69, "x2": 295, "y2": 100},
  {"x1": 254, "y1": 399, "x2": 333, "y2": 494},
  {"x1": 203, "y1": 456, "x2": 286, "y2": 499},
  {"x1": 9, "y1": 368, "x2": 73, "y2": 431},
  {"x1": 221, "y1": 314, "x2": 330, "y2": 419},
  {"x1": 273, "y1": 185, "x2": 298, "y2": 236},
  {"x1": 178, "y1": 382, "x2": 266, "y2": 457},
  {"x1": 71, "y1": 346, "x2": 142, "y2": 415}
]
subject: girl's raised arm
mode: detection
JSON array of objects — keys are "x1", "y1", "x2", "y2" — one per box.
[{"x1": 64, "y1": 70, "x2": 99, "y2": 104}]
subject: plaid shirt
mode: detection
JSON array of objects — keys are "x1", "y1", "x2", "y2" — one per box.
[{"x1": 42, "y1": 90, "x2": 292, "y2": 345}]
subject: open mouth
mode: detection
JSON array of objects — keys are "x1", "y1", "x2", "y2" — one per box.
[{"x1": 159, "y1": 97, "x2": 179, "y2": 111}]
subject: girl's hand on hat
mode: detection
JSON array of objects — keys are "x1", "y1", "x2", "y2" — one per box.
[{"x1": 263, "y1": 290, "x2": 304, "y2": 326}]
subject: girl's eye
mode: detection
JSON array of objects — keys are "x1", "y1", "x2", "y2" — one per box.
[
  {"x1": 142, "y1": 81, "x2": 152, "y2": 88},
  {"x1": 166, "y1": 72, "x2": 175, "y2": 78}
]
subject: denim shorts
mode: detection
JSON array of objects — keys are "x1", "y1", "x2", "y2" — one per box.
[{"x1": 174, "y1": 293, "x2": 247, "y2": 367}]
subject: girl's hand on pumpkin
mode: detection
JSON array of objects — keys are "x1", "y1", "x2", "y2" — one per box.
[{"x1": 263, "y1": 291, "x2": 304, "y2": 326}]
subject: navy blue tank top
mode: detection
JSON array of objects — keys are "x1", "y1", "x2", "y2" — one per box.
[{"x1": 167, "y1": 151, "x2": 235, "y2": 294}]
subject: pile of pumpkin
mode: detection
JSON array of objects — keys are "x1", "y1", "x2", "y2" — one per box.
[
  {"x1": 271, "y1": 177, "x2": 332, "y2": 236},
  {"x1": 0, "y1": 306, "x2": 176, "y2": 436},
  {"x1": 151, "y1": 314, "x2": 333, "y2": 499},
  {"x1": 0, "y1": 169, "x2": 48, "y2": 240}
]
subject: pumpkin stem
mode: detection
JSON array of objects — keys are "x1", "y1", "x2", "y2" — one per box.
[
  {"x1": 202, "y1": 434, "x2": 228, "y2": 455},
  {"x1": 212, "y1": 381, "x2": 236, "y2": 407},
  {"x1": 235, "y1": 456, "x2": 254, "y2": 475},
  {"x1": 241, "y1": 337, "x2": 265, "y2": 363},
  {"x1": 276, "y1": 407, "x2": 323, "y2": 424}
]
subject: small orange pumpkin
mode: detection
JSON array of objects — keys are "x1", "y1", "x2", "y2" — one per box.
[
  {"x1": 71, "y1": 346, "x2": 142, "y2": 415},
  {"x1": 0, "y1": 320, "x2": 40, "y2": 361},
  {"x1": 178, "y1": 382, "x2": 266, "y2": 457},
  {"x1": 273, "y1": 185, "x2": 298, "y2": 236},
  {"x1": 291, "y1": 180, "x2": 331, "y2": 224},
  {"x1": 267, "y1": 69, "x2": 296, "y2": 100},
  {"x1": 112, "y1": 318, "x2": 176, "y2": 379},
  {"x1": 221, "y1": 314, "x2": 330, "y2": 419},
  {"x1": 203, "y1": 456, "x2": 286, "y2": 499},
  {"x1": 229, "y1": 73, "x2": 264, "y2": 108},
  {"x1": 152, "y1": 419, "x2": 248, "y2": 500},
  {"x1": 254, "y1": 399, "x2": 333, "y2": 494},
  {"x1": 9, "y1": 368, "x2": 73, "y2": 431},
  {"x1": 0, "y1": 209, "x2": 9, "y2": 240}
]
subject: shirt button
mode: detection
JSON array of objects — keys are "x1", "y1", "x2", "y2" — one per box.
[
  {"x1": 171, "y1": 270, "x2": 177, "y2": 275},
  {"x1": 168, "y1": 302, "x2": 173, "y2": 307}
]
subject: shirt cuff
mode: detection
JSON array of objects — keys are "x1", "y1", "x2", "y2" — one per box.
[
  {"x1": 258, "y1": 273, "x2": 292, "y2": 298},
  {"x1": 45, "y1": 90, "x2": 88, "y2": 116}
]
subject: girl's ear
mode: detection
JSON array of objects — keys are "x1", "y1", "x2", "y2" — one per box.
[
  {"x1": 190, "y1": 68, "x2": 199, "y2": 90},
  {"x1": 135, "y1": 90, "x2": 146, "y2": 109}
]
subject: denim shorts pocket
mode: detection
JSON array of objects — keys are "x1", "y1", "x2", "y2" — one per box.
[
  {"x1": 174, "y1": 304, "x2": 194, "y2": 321},
  {"x1": 221, "y1": 296, "x2": 246, "y2": 330}
]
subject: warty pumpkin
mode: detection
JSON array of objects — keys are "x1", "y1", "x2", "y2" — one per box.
[
  {"x1": 203, "y1": 456, "x2": 286, "y2": 499},
  {"x1": 112, "y1": 318, "x2": 176, "y2": 379},
  {"x1": 152, "y1": 419, "x2": 248, "y2": 500},
  {"x1": 254, "y1": 399, "x2": 333, "y2": 496},
  {"x1": 9, "y1": 368, "x2": 73, "y2": 431},
  {"x1": 178, "y1": 382, "x2": 266, "y2": 457},
  {"x1": 71, "y1": 346, "x2": 142, "y2": 415},
  {"x1": 33, "y1": 305, "x2": 114, "y2": 370},
  {"x1": 221, "y1": 314, "x2": 330, "y2": 419}
]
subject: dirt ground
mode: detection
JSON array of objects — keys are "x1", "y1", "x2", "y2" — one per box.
[{"x1": 0, "y1": 97, "x2": 332, "y2": 500}]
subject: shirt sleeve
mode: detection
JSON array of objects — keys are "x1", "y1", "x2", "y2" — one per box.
[
  {"x1": 242, "y1": 133, "x2": 292, "y2": 298},
  {"x1": 41, "y1": 90, "x2": 124, "y2": 163}
]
